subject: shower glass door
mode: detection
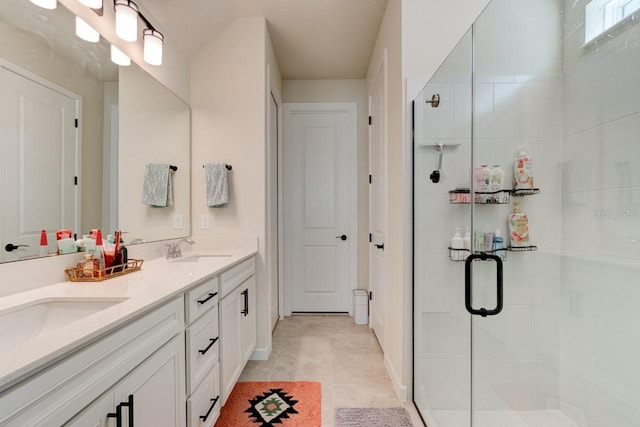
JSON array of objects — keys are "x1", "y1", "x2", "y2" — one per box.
[{"x1": 414, "y1": 0, "x2": 640, "y2": 426}]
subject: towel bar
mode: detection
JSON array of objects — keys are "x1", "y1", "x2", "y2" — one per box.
[{"x1": 202, "y1": 164, "x2": 232, "y2": 170}]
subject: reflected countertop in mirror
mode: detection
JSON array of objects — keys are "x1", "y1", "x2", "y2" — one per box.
[{"x1": 0, "y1": 0, "x2": 190, "y2": 264}]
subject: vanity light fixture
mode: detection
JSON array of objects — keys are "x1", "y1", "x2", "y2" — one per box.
[
  {"x1": 75, "y1": 17, "x2": 100, "y2": 42},
  {"x1": 78, "y1": 0, "x2": 102, "y2": 8},
  {"x1": 110, "y1": 44, "x2": 131, "y2": 66},
  {"x1": 30, "y1": 0, "x2": 57, "y2": 9},
  {"x1": 143, "y1": 28, "x2": 163, "y2": 65},
  {"x1": 114, "y1": 0, "x2": 138, "y2": 42}
]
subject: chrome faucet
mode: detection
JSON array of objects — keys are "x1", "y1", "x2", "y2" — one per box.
[{"x1": 166, "y1": 238, "x2": 195, "y2": 259}]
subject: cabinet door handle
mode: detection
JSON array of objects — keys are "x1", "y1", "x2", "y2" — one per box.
[
  {"x1": 241, "y1": 288, "x2": 249, "y2": 316},
  {"x1": 107, "y1": 395, "x2": 133, "y2": 427},
  {"x1": 198, "y1": 337, "x2": 219, "y2": 355},
  {"x1": 199, "y1": 396, "x2": 220, "y2": 422},
  {"x1": 197, "y1": 292, "x2": 217, "y2": 305}
]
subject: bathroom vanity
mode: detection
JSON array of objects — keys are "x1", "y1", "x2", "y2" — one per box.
[{"x1": 0, "y1": 250, "x2": 257, "y2": 427}]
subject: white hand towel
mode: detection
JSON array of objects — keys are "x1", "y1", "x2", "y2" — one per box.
[
  {"x1": 141, "y1": 163, "x2": 173, "y2": 207},
  {"x1": 204, "y1": 163, "x2": 228, "y2": 207}
]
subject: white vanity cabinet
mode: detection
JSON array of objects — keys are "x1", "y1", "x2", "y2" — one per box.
[
  {"x1": 0, "y1": 297, "x2": 185, "y2": 427},
  {"x1": 184, "y1": 276, "x2": 221, "y2": 427},
  {"x1": 219, "y1": 257, "x2": 256, "y2": 404}
]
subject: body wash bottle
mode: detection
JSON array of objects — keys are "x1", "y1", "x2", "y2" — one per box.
[
  {"x1": 514, "y1": 150, "x2": 534, "y2": 190},
  {"x1": 508, "y1": 201, "x2": 529, "y2": 247},
  {"x1": 450, "y1": 228, "x2": 464, "y2": 261},
  {"x1": 493, "y1": 229, "x2": 505, "y2": 260}
]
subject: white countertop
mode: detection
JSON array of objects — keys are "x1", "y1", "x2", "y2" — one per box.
[{"x1": 0, "y1": 249, "x2": 256, "y2": 392}]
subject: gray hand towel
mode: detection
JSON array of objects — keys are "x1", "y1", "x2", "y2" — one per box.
[
  {"x1": 141, "y1": 163, "x2": 173, "y2": 207},
  {"x1": 204, "y1": 163, "x2": 228, "y2": 207}
]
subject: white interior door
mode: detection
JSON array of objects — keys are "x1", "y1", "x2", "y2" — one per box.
[
  {"x1": 0, "y1": 66, "x2": 78, "y2": 262},
  {"x1": 369, "y1": 58, "x2": 387, "y2": 346},
  {"x1": 284, "y1": 103, "x2": 357, "y2": 314}
]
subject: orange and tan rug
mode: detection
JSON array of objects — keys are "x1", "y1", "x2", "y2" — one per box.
[{"x1": 215, "y1": 381, "x2": 321, "y2": 427}]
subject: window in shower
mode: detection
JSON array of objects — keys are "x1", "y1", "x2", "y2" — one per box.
[{"x1": 585, "y1": 0, "x2": 640, "y2": 43}]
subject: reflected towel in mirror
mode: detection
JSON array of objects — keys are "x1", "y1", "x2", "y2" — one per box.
[
  {"x1": 204, "y1": 163, "x2": 228, "y2": 207},
  {"x1": 141, "y1": 163, "x2": 173, "y2": 207}
]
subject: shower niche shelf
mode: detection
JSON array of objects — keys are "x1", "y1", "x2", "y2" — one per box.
[
  {"x1": 511, "y1": 188, "x2": 540, "y2": 197},
  {"x1": 507, "y1": 245, "x2": 537, "y2": 252}
]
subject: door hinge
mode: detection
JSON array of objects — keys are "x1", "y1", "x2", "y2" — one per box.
[
  {"x1": 368, "y1": 116, "x2": 372, "y2": 125},
  {"x1": 369, "y1": 291, "x2": 373, "y2": 301},
  {"x1": 369, "y1": 233, "x2": 372, "y2": 243},
  {"x1": 369, "y1": 174, "x2": 372, "y2": 184},
  {"x1": 74, "y1": 118, "x2": 78, "y2": 128},
  {"x1": 74, "y1": 176, "x2": 78, "y2": 185}
]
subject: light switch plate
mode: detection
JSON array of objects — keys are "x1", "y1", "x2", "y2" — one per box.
[
  {"x1": 200, "y1": 214, "x2": 210, "y2": 230},
  {"x1": 173, "y1": 214, "x2": 183, "y2": 229}
]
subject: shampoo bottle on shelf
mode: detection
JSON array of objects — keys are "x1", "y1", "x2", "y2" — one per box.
[
  {"x1": 514, "y1": 150, "x2": 534, "y2": 190},
  {"x1": 490, "y1": 165, "x2": 504, "y2": 192},
  {"x1": 450, "y1": 228, "x2": 464, "y2": 261},
  {"x1": 508, "y1": 201, "x2": 530, "y2": 247},
  {"x1": 492, "y1": 229, "x2": 505, "y2": 260}
]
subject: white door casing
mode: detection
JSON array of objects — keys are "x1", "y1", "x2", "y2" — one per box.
[
  {"x1": 369, "y1": 54, "x2": 387, "y2": 349},
  {"x1": 267, "y1": 82, "x2": 280, "y2": 331},
  {"x1": 284, "y1": 103, "x2": 358, "y2": 314},
  {"x1": 0, "y1": 63, "x2": 79, "y2": 262}
]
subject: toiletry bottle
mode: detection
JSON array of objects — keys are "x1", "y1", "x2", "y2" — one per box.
[
  {"x1": 508, "y1": 201, "x2": 530, "y2": 247},
  {"x1": 463, "y1": 227, "x2": 471, "y2": 259},
  {"x1": 77, "y1": 253, "x2": 95, "y2": 278},
  {"x1": 475, "y1": 165, "x2": 491, "y2": 193},
  {"x1": 474, "y1": 231, "x2": 485, "y2": 252},
  {"x1": 484, "y1": 232, "x2": 494, "y2": 252},
  {"x1": 450, "y1": 228, "x2": 464, "y2": 261},
  {"x1": 39, "y1": 229, "x2": 48, "y2": 256},
  {"x1": 514, "y1": 150, "x2": 534, "y2": 190},
  {"x1": 490, "y1": 165, "x2": 504, "y2": 192},
  {"x1": 493, "y1": 229, "x2": 505, "y2": 260},
  {"x1": 93, "y1": 229, "x2": 106, "y2": 277}
]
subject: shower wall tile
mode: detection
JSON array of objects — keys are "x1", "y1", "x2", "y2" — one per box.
[
  {"x1": 415, "y1": 357, "x2": 470, "y2": 410},
  {"x1": 418, "y1": 84, "x2": 455, "y2": 139},
  {"x1": 414, "y1": 194, "x2": 470, "y2": 250},
  {"x1": 587, "y1": 381, "x2": 640, "y2": 427},
  {"x1": 591, "y1": 259, "x2": 640, "y2": 333}
]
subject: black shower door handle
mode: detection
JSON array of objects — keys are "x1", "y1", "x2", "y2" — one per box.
[{"x1": 464, "y1": 252, "x2": 503, "y2": 317}]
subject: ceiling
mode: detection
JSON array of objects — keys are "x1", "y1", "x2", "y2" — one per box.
[{"x1": 142, "y1": 0, "x2": 389, "y2": 80}]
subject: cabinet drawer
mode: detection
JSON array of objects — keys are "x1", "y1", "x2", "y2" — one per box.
[
  {"x1": 187, "y1": 364, "x2": 220, "y2": 427},
  {"x1": 185, "y1": 276, "x2": 218, "y2": 325},
  {"x1": 186, "y1": 306, "x2": 219, "y2": 394},
  {"x1": 220, "y1": 257, "x2": 255, "y2": 298}
]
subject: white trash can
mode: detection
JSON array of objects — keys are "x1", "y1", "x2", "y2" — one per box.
[{"x1": 353, "y1": 289, "x2": 369, "y2": 325}]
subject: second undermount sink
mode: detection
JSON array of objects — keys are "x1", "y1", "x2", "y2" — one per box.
[
  {"x1": 172, "y1": 254, "x2": 232, "y2": 262},
  {"x1": 0, "y1": 298, "x2": 128, "y2": 352}
]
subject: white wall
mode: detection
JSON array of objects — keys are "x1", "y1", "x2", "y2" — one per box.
[
  {"x1": 118, "y1": 65, "x2": 191, "y2": 243},
  {"x1": 191, "y1": 17, "x2": 281, "y2": 358},
  {"x1": 282, "y1": 80, "x2": 369, "y2": 290}
]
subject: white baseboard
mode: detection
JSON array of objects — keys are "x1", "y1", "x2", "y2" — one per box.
[
  {"x1": 250, "y1": 344, "x2": 271, "y2": 361},
  {"x1": 384, "y1": 354, "x2": 408, "y2": 402}
]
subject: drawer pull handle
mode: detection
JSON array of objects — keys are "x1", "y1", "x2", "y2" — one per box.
[
  {"x1": 241, "y1": 288, "x2": 249, "y2": 316},
  {"x1": 107, "y1": 394, "x2": 134, "y2": 427},
  {"x1": 199, "y1": 337, "x2": 219, "y2": 355},
  {"x1": 197, "y1": 292, "x2": 217, "y2": 305},
  {"x1": 200, "y1": 396, "x2": 220, "y2": 422}
]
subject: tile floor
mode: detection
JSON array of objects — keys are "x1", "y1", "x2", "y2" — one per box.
[{"x1": 238, "y1": 315, "x2": 423, "y2": 427}]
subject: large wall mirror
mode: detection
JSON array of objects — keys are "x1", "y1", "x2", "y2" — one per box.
[{"x1": 0, "y1": 0, "x2": 190, "y2": 263}]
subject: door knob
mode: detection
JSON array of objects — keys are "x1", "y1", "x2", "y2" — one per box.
[
  {"x1": 5, "y1": 243, "x2": 29, "y2": 252},
  {"x1": 336, "y1": 235, "x2": 347, "y2": 241},
  {"x1": 374, "y1": 243, "x2": 384, "y2": 250}
]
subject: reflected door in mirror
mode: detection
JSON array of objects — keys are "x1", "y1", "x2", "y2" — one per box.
[{"x1": 0, "y1": 66, "x2": 79, "y2": 262}]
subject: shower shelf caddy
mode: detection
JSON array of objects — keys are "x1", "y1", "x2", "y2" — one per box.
[
  {"x1": 447, "y1": 187, "x2": 539, "y2": 260},
  {"x1": 448, "y1": 188, "x2": 540, "y2": 204}
]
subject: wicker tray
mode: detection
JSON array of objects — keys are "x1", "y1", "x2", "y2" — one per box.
[{"x1": 65, "y1": 259, "x2": 144, "y2": 282}]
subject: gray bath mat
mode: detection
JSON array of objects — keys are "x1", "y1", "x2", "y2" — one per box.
[{"x1": 335, "y1": 407, "x2": 414, "y2": 426}]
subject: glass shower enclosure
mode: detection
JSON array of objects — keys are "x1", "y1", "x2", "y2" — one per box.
[{"x1": 413, "y1": 0, "x2": 640, "y2": 426}]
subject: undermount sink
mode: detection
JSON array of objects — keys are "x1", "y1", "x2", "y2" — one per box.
[
  {"x1": 0, "y1": 298, "x2": 128, "y2": 351},
  {"x1": 172, "y1": 254, "x2": 232, "y2": 262}
]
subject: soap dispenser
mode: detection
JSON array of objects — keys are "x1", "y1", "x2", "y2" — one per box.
[{"x1": 463, "y1": 227, "x2": 471, "y2": 258}]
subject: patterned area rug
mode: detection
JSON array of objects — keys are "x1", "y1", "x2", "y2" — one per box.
[
  {"x1": 335, "y1": 407, "x2": 414, "y2": 427},
  {"x1": 215, "y1": 381, "x2": 321, "y2": 427}
]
